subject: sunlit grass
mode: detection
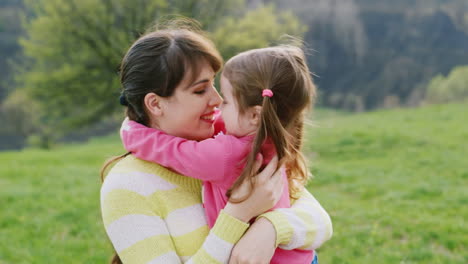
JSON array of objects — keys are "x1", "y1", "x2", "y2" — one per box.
[
  {"x1": 307, "y1": 102, "x2": 467, "y2": 263},
  {"x1": 0, "y1": 103, "x2": 466, "y2": 263},
  {"x1": 0, "y1": 135, "x2": 123, "y2": 263}
]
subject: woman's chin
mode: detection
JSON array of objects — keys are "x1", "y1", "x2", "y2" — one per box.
[{"x1": 191, "y1": 128, "x2": 214, "y2": 141}]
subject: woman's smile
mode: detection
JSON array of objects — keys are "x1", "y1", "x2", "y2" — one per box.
[{"x1": 200, "y1": 111, "x2": 216, "y2": 123}]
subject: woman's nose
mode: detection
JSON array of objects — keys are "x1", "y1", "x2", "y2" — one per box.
[{"x1": 209, "y1": 86, "x2": 223, "y2": 106}]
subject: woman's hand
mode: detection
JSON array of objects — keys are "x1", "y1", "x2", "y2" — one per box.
[
  {"x1": 224, "y1": 155, "x2": 283, "y2": 222},
  {"x1": 229, "y1": 217, "x2": 277, "y2": 264}
]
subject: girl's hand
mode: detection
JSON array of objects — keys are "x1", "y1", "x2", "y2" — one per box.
[
  {"x1": 224, "y1": 155, "x2": 283, "y2": 222},
  {"x1": 229, "y1": 217, "x2": 276, "y2": 264}
]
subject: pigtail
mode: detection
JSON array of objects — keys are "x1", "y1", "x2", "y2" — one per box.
[
  {"x1": 284, "y1": 113, "x2": 310, "y2": 200},
  {"x1": 224, "y1": 45, "x2": 316, "y2": 204},
  {"x1": 226, "y1": 96, "x2": 291, "y2": 203}
]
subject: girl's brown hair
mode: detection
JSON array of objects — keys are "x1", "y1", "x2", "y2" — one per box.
[
  {"x1": 223, "y1": 46, "x2": 316, "y2": 201},
  {"x1": 100, "y1": 20, "x2": 223, "y2": 263}
]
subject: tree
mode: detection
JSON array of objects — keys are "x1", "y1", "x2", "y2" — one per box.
[
  {"x1": 17, "y1": 0, "x2": 305, "y2": 136},
  {"x1": 425, "y1": 65, "x2": 468, "y2": 104},
  {"x1": 212, "y1": 5, "x2": 306, "y2": 60}
]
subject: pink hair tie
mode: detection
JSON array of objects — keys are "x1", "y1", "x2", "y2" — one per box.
[{"x1": 262, "y1": 89, "x2": 273, "y2": 98}]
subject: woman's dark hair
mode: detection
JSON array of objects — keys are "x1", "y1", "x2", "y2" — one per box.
[{"x1": 120, "y1": 25, "x2": 222, "y2": 125}]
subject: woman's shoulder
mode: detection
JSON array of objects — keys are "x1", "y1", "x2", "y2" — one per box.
[{"x1": 101, "y1": 154, "x2": 202, "y2": 194}]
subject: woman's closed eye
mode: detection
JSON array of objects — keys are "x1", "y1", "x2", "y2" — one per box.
[
  {"x1": 193, "y1": 82, "x2": 215, "y2": 95},
  {"x1": 194, "y1": 89, "x2": 206, "y2": 95}
]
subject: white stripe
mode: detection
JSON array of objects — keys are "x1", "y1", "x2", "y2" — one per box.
[
  {"x1": 101, "y1": 171, "x2": 177, "y2": 198},
  {"x1": 308, "y1": 203, "x2": 331, "y2": 249},
  {"x1": 147, "y1": 251, "x2": 182, "y2": 264},
  {"x1": 165, "y1": 204, "x2": 207, "y2": 236},
  {"x1": 276, "y1": 208, "x2": 307, "y2": 250},
  {"x1": 202, "y1": 233, "x2": 233, "y2": 263},
  {"x1": 106, "y1": 214, "x2": 169, "y2": 252},
  {"x1": 285, "y1": 191, "x2": 333, "y2": 250}
]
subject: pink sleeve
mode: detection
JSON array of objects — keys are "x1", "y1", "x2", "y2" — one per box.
[{"x1": 120, "y1": 119, "x2": 244, "y2": 183}]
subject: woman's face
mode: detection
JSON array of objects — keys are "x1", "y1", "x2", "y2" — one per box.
[{"x1": 155, "y1": 61, "x2": 223, "y2": 141}]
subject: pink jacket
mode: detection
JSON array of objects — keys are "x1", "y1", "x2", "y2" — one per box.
[{"x1": 120, "y1": 117, "x2": 314, "y2": 264}]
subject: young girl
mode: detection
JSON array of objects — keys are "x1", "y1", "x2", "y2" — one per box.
[{"x1": 121, "y1": 46, "x2": 318, "y2": 263}]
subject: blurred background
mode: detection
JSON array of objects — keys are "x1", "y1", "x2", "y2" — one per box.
[{"x1": 0, "y1": 0, "x2": 466, "y2": 263}]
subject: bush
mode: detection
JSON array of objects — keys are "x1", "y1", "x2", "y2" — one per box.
[{"x1": 425, "y1": 65, "x2": 468, "y2": 103}]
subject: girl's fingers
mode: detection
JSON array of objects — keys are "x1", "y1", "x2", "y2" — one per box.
[
  {"x1": 253, "y1": 153, "x2": 264, "y2": 173},
  {"x1": 270, "y1": 167, "x2": 283, "y2": 185},
  {"x1": 257, "y1": 155, "x2": 278, "y2": 182}
]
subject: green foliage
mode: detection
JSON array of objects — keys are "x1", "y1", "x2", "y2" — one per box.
[
  {"x1": 17, "y1": 0, "x2": 305, "y2": 134},
  {"x1": 0, "y1": 88, "x2": 60, "y2": 149},
  {"x1": 425, "y1": 65, "x2": 468, "y2": 103},
  {"x1": 0, "y1": 2, "x2": 23, "y2": 102},
  {"x1": 211, "y1": 5, "x2": 307, "y2": 60},
  {"x1": 1, "y1": 103, "x2": 466, "y2": 263},
  {"x1": 0, "y1": 89, "x2": 41, "y2": 137},
  {"x1": 18, "y1": 0, "x2": 167, "y2": 130}
]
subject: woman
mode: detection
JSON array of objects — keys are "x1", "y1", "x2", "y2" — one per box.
[{"x1": 101, "y1": 24, "x2": 332, "y2": 264}]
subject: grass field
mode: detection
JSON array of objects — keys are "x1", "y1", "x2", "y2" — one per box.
[{"x1": 0, "y1": 102, "x2": 466, "y2": 263}]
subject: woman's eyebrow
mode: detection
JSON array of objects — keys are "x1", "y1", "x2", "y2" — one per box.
[
  {"x1": 187, "y1": 74, "x2": 216, "y2": 89},
  {"x1": 189, "y1": 79, "x2": 209, "y2": 88}
]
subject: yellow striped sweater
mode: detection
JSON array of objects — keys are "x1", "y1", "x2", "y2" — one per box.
[{"x1": 101, "y1": 155, "x2": 332, "y2": 263}]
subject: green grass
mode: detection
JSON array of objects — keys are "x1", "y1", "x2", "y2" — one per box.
[
  {"x1": 0, "y1": 103, "x2": 467, "y2": 263},
  {"x1": 0, "y1": 135, "x2": 123, "y2": 263},
  {"x1": 307, "y1": 103, "x2": 467, "y2": 263}
]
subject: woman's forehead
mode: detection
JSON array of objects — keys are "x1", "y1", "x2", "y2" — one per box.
[{"x1": 180, "y1": 61, "x2": 215, "y2": 90}]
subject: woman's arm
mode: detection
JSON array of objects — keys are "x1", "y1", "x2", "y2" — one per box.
[
  {"x1": 229, "y1": 188, "x2": 332, "y2": 263},
  {"x1": 101, "y1": 156, "x2": 283, "y2": 264},
  {"x1": 260, "y1": 188, "x2": 333, "y2": 250},
  {"x1": 101, "y1": 170, "x2": 250, "y2": 263}
]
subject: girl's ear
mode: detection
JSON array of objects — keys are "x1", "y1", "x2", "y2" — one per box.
[
  {"x1": 143, "y1": 93, "x2": 164, "y2": 117},
  {"x1": 248, "y1": 106, "x2": 263, "y2": 126}
]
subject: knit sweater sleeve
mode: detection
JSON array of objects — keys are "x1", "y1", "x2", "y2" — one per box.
[
  {"x1": 101, "y1": 159, "x2": 249, "y2": 264},
  {"x1": 120, "y1": 119, "x2": 243, "y2": 183},
  {"x1": 258, "y1": 188, "x2": 333, "y2": 250}
]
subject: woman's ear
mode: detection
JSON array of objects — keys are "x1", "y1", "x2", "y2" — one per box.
[
  {"x1": 143, "y1": 93, "x2": 164, "y2": 117},
  {"x1": 248, "y1": 106, "x2": 263, "y2": 126}
]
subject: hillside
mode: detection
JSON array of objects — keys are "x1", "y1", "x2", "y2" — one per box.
[{"x1": 0, "y1": 102, "x2": 466, "y2": 263}]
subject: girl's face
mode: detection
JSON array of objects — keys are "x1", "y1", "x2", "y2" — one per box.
[
  {"x1": 156, "y1": 61, "x2": 223, "y2": 141},
  {"x1": 220, "y1": 74, "x2": 258, "y2": 137}
]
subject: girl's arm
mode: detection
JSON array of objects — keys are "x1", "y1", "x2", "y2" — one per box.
[{"x1": 120, "y1": 119, "x2": 246, "y2": 183}]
